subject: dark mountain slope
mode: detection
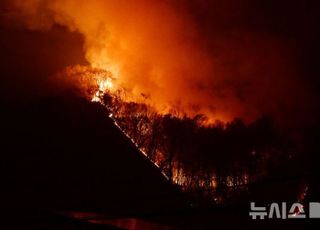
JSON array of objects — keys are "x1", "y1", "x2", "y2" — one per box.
[{"x1": 1, "y1": 93, "x2": 186, "y2": 216}]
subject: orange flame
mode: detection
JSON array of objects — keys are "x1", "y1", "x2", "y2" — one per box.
[{"x1": 5, "y1": 0, "x2": 312, "y2": 125}]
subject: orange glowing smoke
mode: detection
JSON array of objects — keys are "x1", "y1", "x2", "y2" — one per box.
[
  {"x1": 55, "y1": 65, "x2": 114, "y2": 102},
  {"x1": 4, "y1": 0, "x2": 312, "y2": 124}
]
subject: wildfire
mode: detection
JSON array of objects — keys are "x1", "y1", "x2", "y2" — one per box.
[
  {"x1": 59, "y1": 65, "x2": 115, "y2": 102},
  {"x1": 67, "y1": 65, "x2": 168, "y2": 177},
  {"x1": 98, "y1": 78, "x2": 114, "y2": 91},
  {"x1": 92, "y1": 77, "x2": 114, "y2": 102},
  {"x1": 57, "y1": 65, "x2": 251, "y2": 202}
]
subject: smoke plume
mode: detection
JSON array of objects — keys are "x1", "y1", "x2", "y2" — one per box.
[{"x1": 2, "y1": 0, "x2": 317, "y2": 125}]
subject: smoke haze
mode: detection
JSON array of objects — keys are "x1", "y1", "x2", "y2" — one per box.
[{"x1": 1, "y1": 0, "x2": 319, "y2": 126}]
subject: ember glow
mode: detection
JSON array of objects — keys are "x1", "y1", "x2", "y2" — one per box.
[
  {"x1": 4, "y1": 0, "x2": 315, "y2": 125},
  {"x1": 92, "y1": 77, "x2": 114, "y2": 102}
]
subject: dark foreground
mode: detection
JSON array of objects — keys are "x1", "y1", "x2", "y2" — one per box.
[{"x1": 1, "y1": 95, "x2": 319, "y2": 230}]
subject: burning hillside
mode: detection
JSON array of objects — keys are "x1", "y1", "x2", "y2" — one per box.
[
  {"x1": 1, "y1": 0, "x2": 320, "y2": 228},
  {"x1": 54, "y1": 65, "x2": 293, "y2": 202}
]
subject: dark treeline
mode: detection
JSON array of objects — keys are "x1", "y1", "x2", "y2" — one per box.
[{"x1": 100, "y1": 91, "x2": 290, "y2": 203}]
